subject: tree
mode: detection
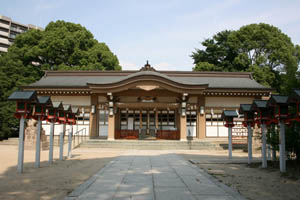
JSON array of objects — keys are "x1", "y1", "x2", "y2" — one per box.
[
  {"x1": 0, "y1": 20, "x2": 121, "y2": 140},
  {"x1": 8, "y1": 20, "x2": 121, "y2": 71},
  {"x1": 191, "y1": 23, "x2": 298, "y2": 90},
  {"x1": 0, "y1": 52, "x2": 37, "y2": 139},
  {"x1": 191, "y1": 30, "x2": 239, "y2": 72}
]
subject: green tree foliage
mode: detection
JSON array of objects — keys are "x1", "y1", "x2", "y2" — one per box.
[
  {"x1": 191, "y1": 23, "x2": 299, "y2": 90},
  {"x1": 192, "y1": 23, "x2": 300, "y2": 160},
  {"x1": 9, "y1": 20, "x2": 121, "y2": 71},
  {"x1": 0, "y1": 20, "x2": 121, "y2": 140}
]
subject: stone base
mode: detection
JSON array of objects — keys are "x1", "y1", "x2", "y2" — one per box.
[{"x1": 24, "y1": 119, "x2": 49, "y2": 150}]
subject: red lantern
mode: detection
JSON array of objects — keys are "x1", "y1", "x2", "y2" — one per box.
[
  {"x1": 222, "y1": 110, "x2": 238, "y2": 128},
  {"x1": 47, "y1": 101, "x2": 63, "y2": 123},
  {"x1": 58, "y1": 104, "x2": 72, "y2": 124},
  {"x1": 8, "y1": 91, "x2": 37, "y2": 119},
  {"x1": 32, "y1": 96, "x2": 52, "y2": 120},
  {"x1": 67, "y1": 107, "x2": 80, "y2": 125},
  {"x1": 239, "y1": 104, "x2": 255, "y2": 127}
]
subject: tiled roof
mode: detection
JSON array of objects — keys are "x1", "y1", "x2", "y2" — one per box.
[{"x1": 28, "y1": 70, "x2": 270, "y2": 90}]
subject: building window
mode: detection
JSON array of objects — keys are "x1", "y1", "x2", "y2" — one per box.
[
  {"x1": 186, "y1": 110, "x2": 197, "y2": 126},
  {"x1": 99, "y1": 110, "x2": 108, "y2": 125},
  {"x1": 206, "y1": 109, "x2": 227, "y2": 137},
  {"x1": 76, "y1": 112, "x2": 90, "y2": 125},
  {"x1": 120, "y1": 109, "x2": 140, "y2": 130},
  {"x1": 158, "y1": 110, "x2": 176, "y2": 129},
  {"x1": 9, "y1": 33, "x2": 16, "y2": 39}
]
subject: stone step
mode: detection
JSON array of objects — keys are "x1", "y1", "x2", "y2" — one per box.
[
  {"x1": 79, "y1": 139, "x2": 224, "y2": 150},
  {"x1": 0, "y1": 138, "x2": 19, "y2": 145}
]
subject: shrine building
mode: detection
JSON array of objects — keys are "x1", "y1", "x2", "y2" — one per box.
[{"x1": 23, "y1": 62, "x2": 272, "y2": 141}]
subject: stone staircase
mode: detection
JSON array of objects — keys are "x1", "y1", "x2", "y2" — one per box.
[
  {"x1": 79, "y1": 139, "x2": 224, "y2": 150},
  {"x1": 0, "y1": 137, "x2": 18, "y2": 145}
]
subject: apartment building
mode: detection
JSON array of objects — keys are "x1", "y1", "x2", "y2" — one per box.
[{"x1": 0, "y1": 15, "x2": 43, "y2": 53}]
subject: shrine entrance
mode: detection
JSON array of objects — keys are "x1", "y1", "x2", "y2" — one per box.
[{"x1": 115, "y1": 106, "x2": 179, "y2": 140}]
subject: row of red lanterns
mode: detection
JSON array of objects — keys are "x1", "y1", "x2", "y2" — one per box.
[
  {"x1": 222, "y1": 89, "x2": 300, "y2": 128},
  {"x1": 9, "y1": 91, "x2": 79, "y2": 125}
]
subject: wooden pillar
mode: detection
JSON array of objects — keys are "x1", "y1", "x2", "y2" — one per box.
[
  {"x1": 155, "y1": 110, "x2": 158, "y2": 129},
  {"x1": 115, "y1": 108, "x2": 120, "y2": 130},
  {"x1": 197, "y1": 95, "x2": 206, "y2": 139},
  {"x1": 89, "y1": 95, "x2": 98, "y2": 138},
  {"x1": 180, "y1": 115, "x2": 187, "y2": 141},
  {"x1": 108, "y1": 114, "x2": 115, "y2": 140}
]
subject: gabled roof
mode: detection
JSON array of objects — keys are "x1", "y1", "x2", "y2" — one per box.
[
  {"x1": 288, "y1": 89, "x2": 300, "y2": 103},
  {"x1": 269, "y1": 95, "x2": 288, "y2": 105},
  {"x1": 71, "y1": 107, "x2": 79, "y2": 115},
  {"x1": 37, "y1": 96, "x2": 52, "y2": 106},
  {"x1": 251, "y1": 100, "x2": 268, "y2": 110},
  {"x1": 222, "y1": 110, "x2": 238, "y2": 118},
  {"x1": 63, "y1": 104, "x2": 72, "y2": 112},
  {"x1": 239, "y1": 104, "x2": 252, "y2": 114},
  {"x1": 8, "y1": 91, "x2": 37, "y2": 102},
  {"x1": 52, "y1": 101, "x2": 63, "y2": 110}
]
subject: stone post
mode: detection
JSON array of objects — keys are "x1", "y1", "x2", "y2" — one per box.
[
  {"x1": 279, "y1": 120, "x2": 286, "y2": 173},
  {"x1": 228, "y1": 126, "x2": 232, "y2": 159},
  {"x1": 247, "y1": 124, "x2": 252, "y2": 164},
  {"x1": 49, "y1": 120, "x2": 55, "y2": 164},
  {"x1": 261, "y1": 123, "x2": 267, "y2": 168},
  {"x1": 68, "y1": 125, "x2": 73, "y2": 159},
  {"x1": 35, "y1": 116, "x2": 42, "y2": 168},
  {"x1": 59, "y1": 124, "x2": 65, "y2": 161},
  {"x1": 17, "y1": 115, "x2": 25, "y2": 174}
]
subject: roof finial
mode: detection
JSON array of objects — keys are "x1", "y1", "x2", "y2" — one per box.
[
  {"x1": 145, "y1": 60, "x2": 150, "y2": 67},
  {"x1": 140, "y1": 60, "x2": 155, "y2": 71}
]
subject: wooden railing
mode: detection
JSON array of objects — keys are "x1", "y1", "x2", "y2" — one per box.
[
  {"x1": 115, "y1": 129, "x2": 180, "y2": 140},
  {"x1": 115, "y1": 130, "x2": 139, "y2": 139},
  {"x1": 156, "y1": 130, "x2": 180, "y2": 140}
]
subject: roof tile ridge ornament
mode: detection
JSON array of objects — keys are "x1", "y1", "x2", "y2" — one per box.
[{"x1": 140, "y1": 60, "x2": 156, "y2": 71}]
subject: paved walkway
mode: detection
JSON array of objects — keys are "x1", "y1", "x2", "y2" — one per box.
[{"x1": 66, "y1": 151, "x2": 246, "y2": 200}]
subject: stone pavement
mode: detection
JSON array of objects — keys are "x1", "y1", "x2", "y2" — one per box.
[{"x1": 65, "y1": 151, "x2": 246, "y2": 200}]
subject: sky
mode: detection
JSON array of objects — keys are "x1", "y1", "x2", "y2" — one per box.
[{"x1": 1, "y1": 0, "x2": 300, "y2": 71}]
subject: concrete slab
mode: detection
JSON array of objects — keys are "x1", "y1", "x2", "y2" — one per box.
[{"x1": 65, "y1": 150, "x2": 246, "y2": 200}]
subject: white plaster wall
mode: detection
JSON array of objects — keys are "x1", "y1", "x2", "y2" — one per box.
[
  {"x1": 205, "y1": 97, "x2": 254, "y2": 108},
  {"x1": 42, "y1": 123, "x2": 89, "y2": 136},
  {"x1": 219, "y1": 126, "x2": 228, "y2": 137},
  {"x1": 206, "y1": 126, "x2": 218, "y2": 137},
  {"x1": 51, "y1": 96, "x2": 91, "y2": 106}
]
